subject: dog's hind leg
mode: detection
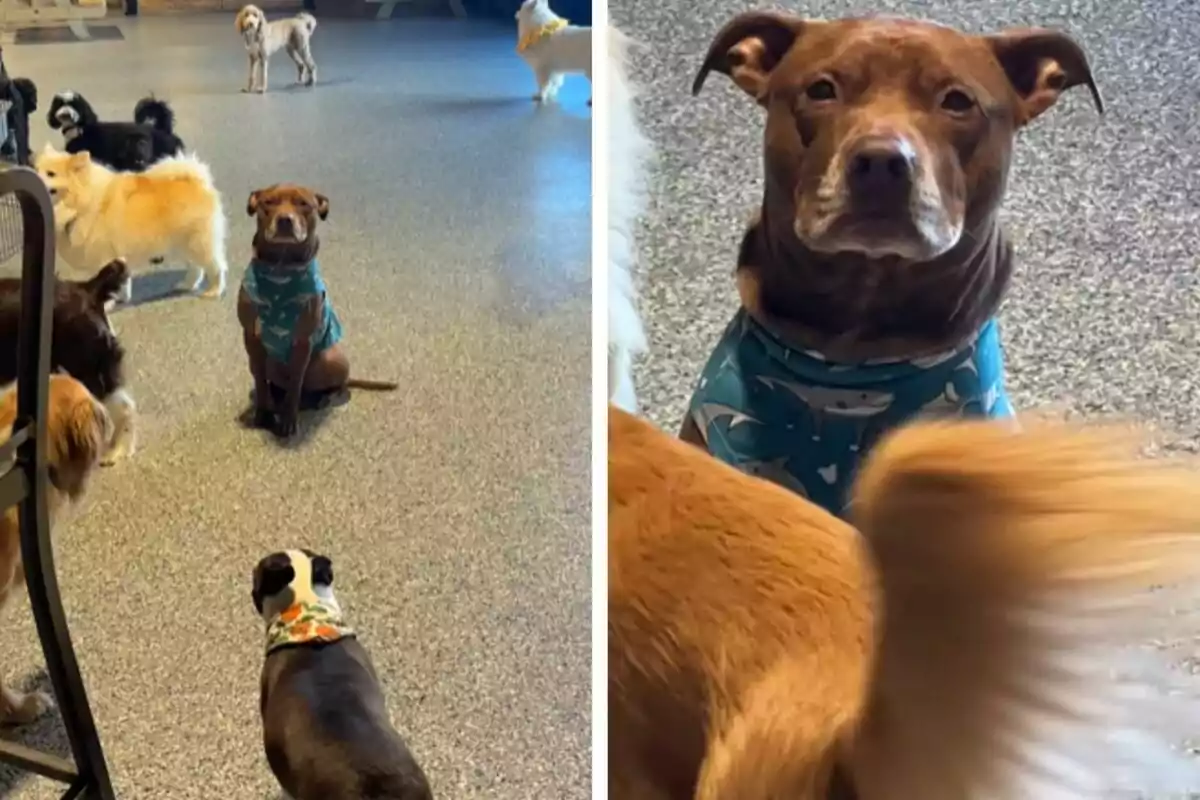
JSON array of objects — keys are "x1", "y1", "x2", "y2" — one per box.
[
  {"x1": 0, "y1": 549, "x2": 53, "y2": 725},
  {"x1": 183, "y1": 233, "x2": 227, "y2": 300},
  {"x1": 101, "y1": 388, "x2": 137, "y2": 466},
  {"x1": 299, "y1": 43, "x2": 317, "y2": 86}
]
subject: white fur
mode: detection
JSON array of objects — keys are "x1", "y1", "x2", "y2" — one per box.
[
  {"x1": 607, "y1": 29, "x2": 652, "y2": 412},
  {"x1": 236, "y1": 5, "x2": 318, "y2": 95},
  {"x1": 101, "y1": 387, "x2": 136, "y2": 466},
  {"x1": 37, "y1": 143, "x2": 229, "y2": 299},
  {"x1": 515, "y1": 0, "x2": 591, "y2": 103}
]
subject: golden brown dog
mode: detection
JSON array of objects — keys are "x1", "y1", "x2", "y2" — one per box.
[
  {"x1": 0, "y1": 375, "x2": 111, "y2": 725},
  {"x1": 679, "y1": 13, "x2": 1103, "y2": 514},
  {"x1": 610, "y1": 406, "x2": 1200, "y2": 798},
  {"x1": 238, "y1": 183, "x2": 397, "y2": 439}
]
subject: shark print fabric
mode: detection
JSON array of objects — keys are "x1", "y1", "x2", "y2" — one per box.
[
  {"x1": 242, "y1": 259, "x2": 343, "y2": 363},
  {"x1": 688, "y1": 308, "x2": 1014, "y2": 516}
]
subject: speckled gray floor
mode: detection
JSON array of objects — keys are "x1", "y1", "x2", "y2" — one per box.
[
  {"x1": 0, "y1": 14, "x2": 590, "y2": 800},
  {"x1": 613, "y1": 0, "x2": 1200, "y2": 448}
]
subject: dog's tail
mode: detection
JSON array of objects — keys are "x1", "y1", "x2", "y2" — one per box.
[
  {"x1": 606, "y1": 27, "x2": 652, "y2": 413},
  {"x1": 295, "y1": 11, "x2": 317, "y2": 34},
  {"x1": 133, "y1": 96, "x2": 175, "y2": 135},
  {"x1": 81, "y1": 258, "x2": 130, "y2": 305},
  {"x1": 842, "y1": 419, "x2": 1200, "y2": 798},
  {"x1": 346, "y1": 378, "x2": 398, "y2": 392},
  {"x1": 12, "y1": 78, "x2": 37, "y2": 113}
]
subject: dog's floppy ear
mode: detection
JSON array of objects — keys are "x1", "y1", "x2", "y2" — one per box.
[
  {"x1": 301, "y1": 549, "x2": 334, "y2": 586},
  {"x1": 693, "y1": 11, "x2": 814, "y2": 103},
  {"x1": 252, "y1": 552, "x2": 295, "y2": 615},
  {"x1": 314, "y1": 193, "x2": 329, "y2": 221},
  {"x1": 246, "y1": 190, "x2": 261, "y2": 216},
  {"x1": 986, "y1": 28, "x2": 1103, "y2": 125}
]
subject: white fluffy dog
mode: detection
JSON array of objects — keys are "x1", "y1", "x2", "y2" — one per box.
[
  {"x1": 35, "y1": 142, "x2": 229, "y2": 300},
  {"x1": 235, "y1": 5, "x2": 318, "y2": 95},
  {"x1": 607, "y1": 29, "x2": 652, "y2": 412},
  {"x1": 515, "y1": 0, "x2": 591, "y2": 104}
]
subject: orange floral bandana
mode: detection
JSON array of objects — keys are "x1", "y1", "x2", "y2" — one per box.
[
  {"x1": 517, "y1": 18, "x2": 568, "y2": 53},
  {"x1": 265, "y1": 600, "x2": 355, "y2": 654}
]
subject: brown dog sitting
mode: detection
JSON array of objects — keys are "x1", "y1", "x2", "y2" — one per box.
[
  {"x1": 680, "y1": 13, "x2": 1102, "y2": 515},
  {"x1": 239, "y1": 183, "x2": 397, "y2": 439}
]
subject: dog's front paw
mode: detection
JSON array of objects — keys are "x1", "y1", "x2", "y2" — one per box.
[
  {"x1": 532, "y1": 93, "x2": 546, "y2": 102},
  {"x1": 273, "y1": 411, "x2": 299, "y2": 439},
  {"x1": 200, "y1": 284, "x2": 225, "y2": 299},
  {"x1": 241, "y1": 87, "x2": 252, "y2": 94},
  {"x1": 251, "y1": 407, "x2": 276, "y2": 430},
  {"x1": 101, "y1": 438, "x2": 135, "y2": 467},
  {"x1": 0, "y1": 690, "x2": 54, "y2": 726}
]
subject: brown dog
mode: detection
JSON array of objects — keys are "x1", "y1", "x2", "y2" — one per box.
[
  {"x1": 238, "y1": 183, "x2": 397, "y2": 439},
  {"x1": 680, "y1": 14, "x2": 1102, "y2": 515},
  {"x1": 610, "y1": 406, "x2": 1200, "y2": 799},
  {"x1": 0, "y1": 375, "x2": 111, "y2": 724}
]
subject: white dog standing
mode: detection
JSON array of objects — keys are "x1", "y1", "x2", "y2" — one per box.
[
  {"x1": 607, "y1": 29, "x2": 652, "y2": 411},
  {"x1": 235, "y1": 5, "x2": 318, "y2": 95},
  {"x1": 515, "y1": 0, "x2": 591, "y2": 104}
]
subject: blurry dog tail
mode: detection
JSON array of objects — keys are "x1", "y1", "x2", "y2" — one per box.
[
  {"x1": 82, "y1": 259, "x2": 130, "y2": 306},
  {"x1": 843, "y1": 419, "x2": 1200, "y2": 798},
  {"x1": 346, "y1": 379, "x2": 398, "y2": 392},
  {"x1": 133, "y1": 96, "x2": 175, "y2": 135},
  {"x1": 606, "y1": 27, "x2": 652, "y2": 413},
  {"x1": 296, "y1": 11, "x2": 317, "y2": 34},
  {"x1": 12, "y1": 78, "x2": 37, "y2": 113}
]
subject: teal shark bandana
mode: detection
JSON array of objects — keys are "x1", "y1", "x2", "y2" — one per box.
[
  {"x1": 242, "y1": 259, "x2": 344, "y2": 363},
  {"x1": 688, "y1": 309, "x2": 1014, "y2": 516}
]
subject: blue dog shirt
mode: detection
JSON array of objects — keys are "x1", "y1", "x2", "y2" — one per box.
[
  {"x1": 688, "y1": 309, "x2": 1014, "y2": 516},
  {"x1": 242, "y1": 259, "x2": 343, "y2": 363}
]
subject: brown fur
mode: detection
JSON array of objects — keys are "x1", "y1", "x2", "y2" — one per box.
[
  {"x1": 0, "y1": 375, "x2": 111, "y2": 725},
  {"x1": 692, "y1": 13, "x2": 1100, "y2": 362},
  {"x1": 610, "y1": 406, "x2": 1200, "y2": 798}
]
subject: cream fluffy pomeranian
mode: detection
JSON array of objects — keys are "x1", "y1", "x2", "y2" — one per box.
[
  {"x1": 515, "y1": 0, "x2": 591, "y2": 104},
  {"x1": 607, "y1": 29, "x2": 651, "y2": 412},
  {"x1": 35, "y1": 142, "x2": 228, "y2": 301}
]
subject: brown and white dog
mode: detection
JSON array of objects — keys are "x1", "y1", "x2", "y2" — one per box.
[
  {"x1": 0, "y1": 375, "x2": 111, "y2": 725},
  {"x1": 253, "y1": 549, "x2": 433, "y2": 799},
  {"x1": 678, "y1": 13, "x2": 1103, "y2": 515},
  {"x1": 238, "y1": 183, "x2": 397, "y2": 439},
  {"x1": 0, "y1": 259, "x2": 135, "y2": 465},
  {"x1": 235, "y1": 5, "x2": 318, "y2": 95},
  {"x1": 610, "y1": 405, "x2": 1200, "y2": 799}
]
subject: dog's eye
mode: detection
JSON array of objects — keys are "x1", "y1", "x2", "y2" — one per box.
[
  {"x1": 44, "y1": 170, "x2": 55, "y2": 178},
  {"x1": 940, "y1": 89, "x2": 976, "y2": 113},
  {"x1": 805, "y1": 79, "x2": 838, "y2": 101}
]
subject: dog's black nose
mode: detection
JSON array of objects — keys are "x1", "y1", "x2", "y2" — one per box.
[
  {"x1": 275, "y1": 216, "x2": 294, "y2": 235},
  {"x1": 846, "y1": 137, "x2": 916, "y2": 197}
]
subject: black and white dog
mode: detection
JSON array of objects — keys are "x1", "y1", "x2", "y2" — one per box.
[
  {"x1": 47, "y1": 91, "x2": 184, "y2": 172},
  {"x1": 252, "y1": 549, "x2": 434, "y2": 800}
]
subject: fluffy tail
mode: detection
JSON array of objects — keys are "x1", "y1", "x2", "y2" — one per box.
[
  {"x1": 606, "y1": 28, "x2": 652, "y2": 413},
  {"x1": 12, "y1": 78, "x2": 37, "y2": 113},
  {"x1": 295, "y1": 11, "x2": 317, "y2": 34},
  {"x1": 847, "y1": 420, "x2": 1200, "y2": 799},
  {"x1": 133, "y1": 96, "x2": 175, "y2": 134},
  {"x1": 346, "y1": 379, "x2": 398, "y2": 392},
  {"x1": 80, "y1": 258, "x2": 130, "y2": 305}
]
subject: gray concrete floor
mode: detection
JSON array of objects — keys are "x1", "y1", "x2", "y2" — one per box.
[
  {"x1": 0, "y1": 14, "x2": 590, "y2": 800},
  {"x1": 614, "y1": 0, "x2": 1200, "y2": 448}
]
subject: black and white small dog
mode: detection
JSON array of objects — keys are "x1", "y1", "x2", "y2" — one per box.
[
  {"x1": 47, "y1": 91, "x2": 185, "y2": 172},
  {"x1": 252, "y1": 550, "x2": 434, "y2": 800}
]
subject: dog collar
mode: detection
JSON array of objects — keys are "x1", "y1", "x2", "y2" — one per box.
[
  {"x1": 517, "y1": 18, "x2": 568, "y2": 52},
  {"x1": 264, "y1": 600, "x2": 355, "y2": 655}
]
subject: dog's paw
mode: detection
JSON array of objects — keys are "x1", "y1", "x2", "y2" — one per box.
[
  {"x1": 200, "y1": 283, "x2": 225, "y2": 300},
  {"x1": 0, "y1": 690, "x2": 54, "y2": 726},
  {"x1": 101, "y1": 439, "x2": 134, "y2": 467},
  {"x1": 532, "y1": 93, "x2": 546, "y2": 102},
  {"x1": 241, "y1": 87, "x2": 252, "y2": 94},
  {"x1": 251, "y1": 407, "x2": 276, "y2": 430},
  {"x1": 273, "y1": 413, "x2": 299, "y2": 439}
]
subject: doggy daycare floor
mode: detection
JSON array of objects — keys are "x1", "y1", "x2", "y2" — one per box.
[
  {"x1": 0, "y1": 10, "x2": 591, "y2": 800},
  {"x1": 617, "y1": 0, "x2": 1200, "y2": 766}
]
